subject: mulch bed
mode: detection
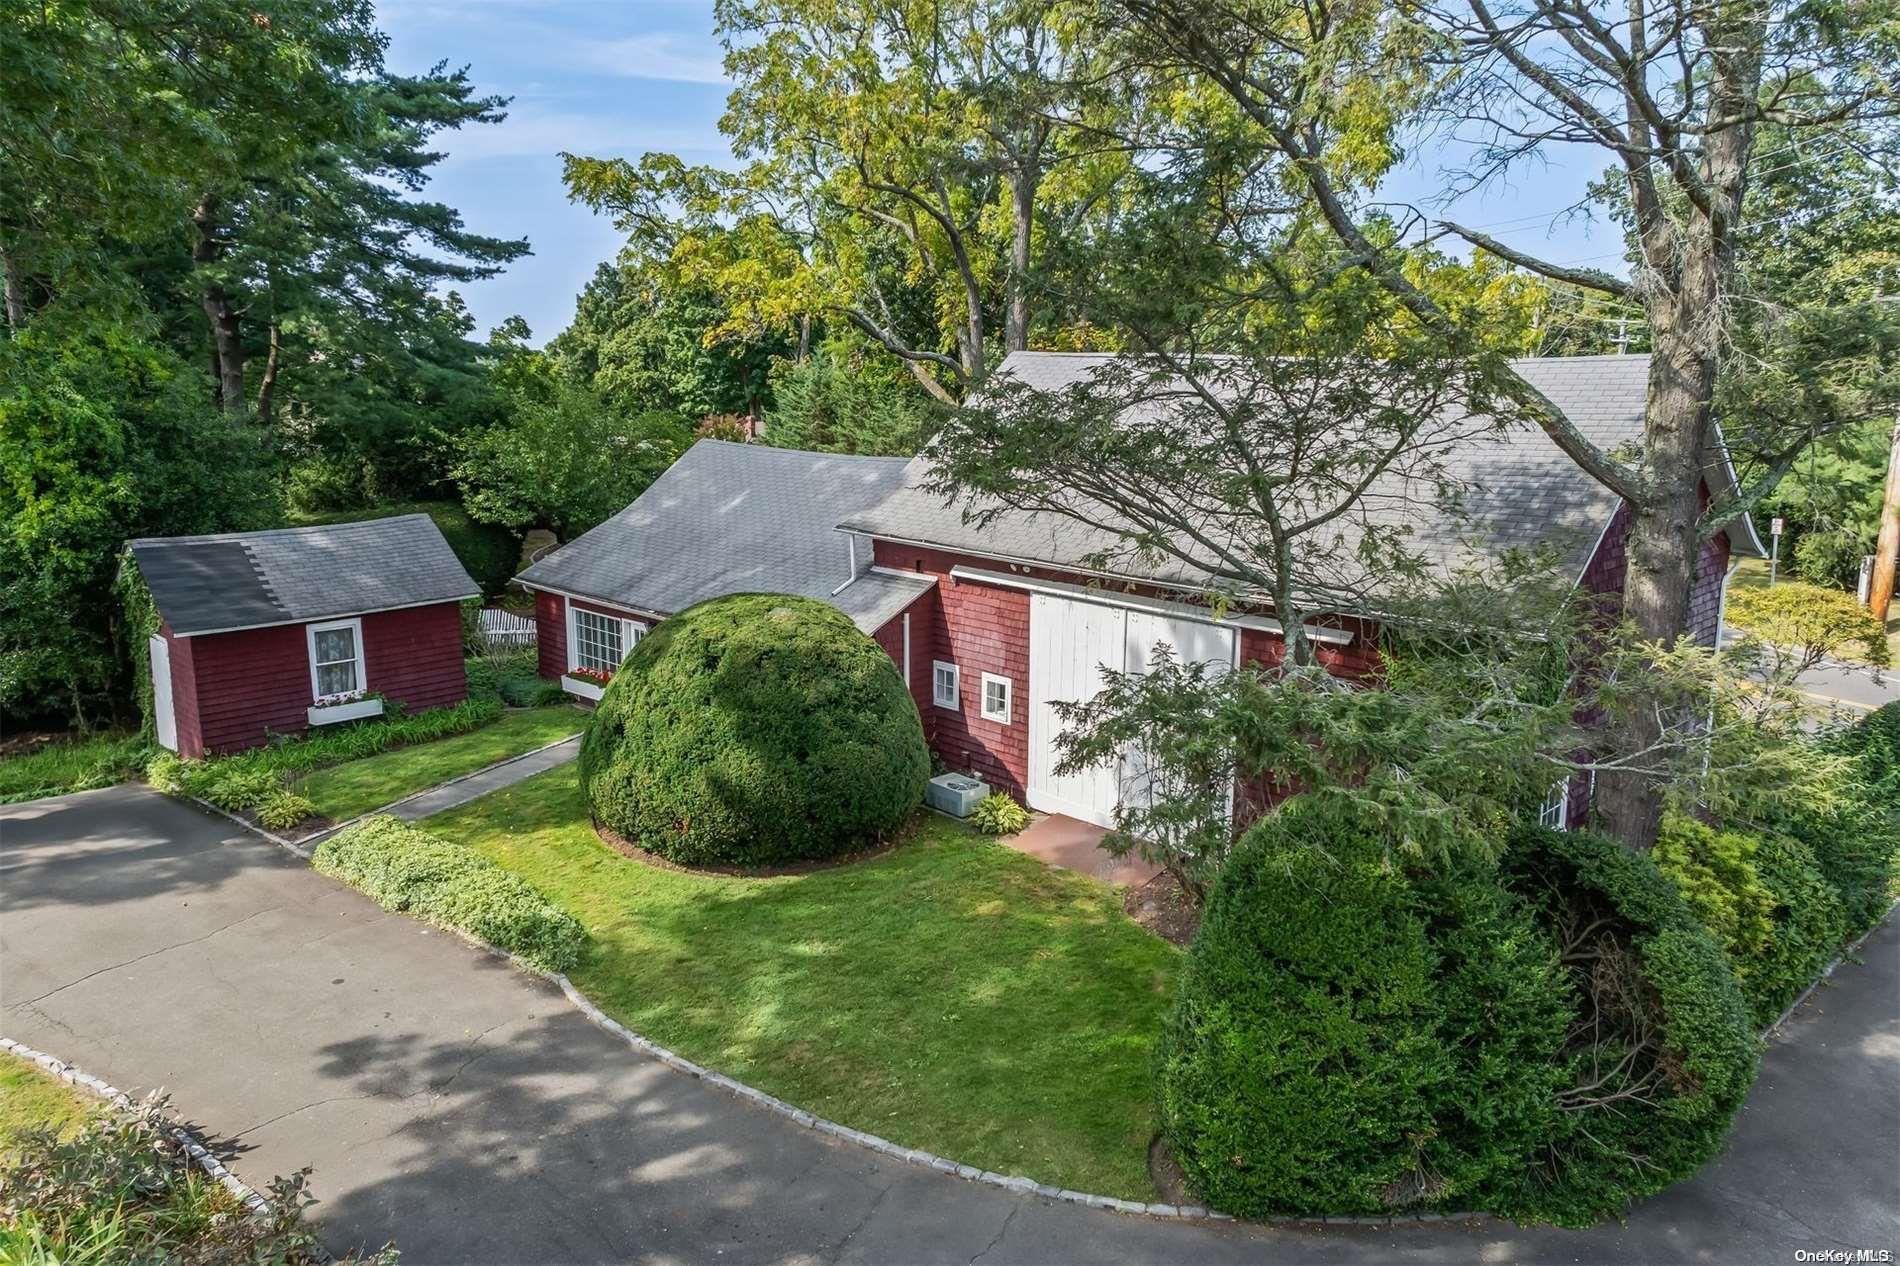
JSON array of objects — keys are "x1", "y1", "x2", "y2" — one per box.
[
  {"x1": 591, "y1": 819, "x2": 908, "y2": 878},
  {"x1": 1124, "y1": 870, "x2": 1201, "y2": 946},
  {"x1": 1148, "y1": 1134, "x2": 1190, "y2": 1204}
]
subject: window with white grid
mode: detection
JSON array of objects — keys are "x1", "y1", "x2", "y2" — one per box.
[
  {"x1": 932, "y1": 660, "x2": 959, "y2": 710},
  {"x1": 1537, "y1": 780, "x2": 1570, "y2": 830},
  {"x1": 980, "y1": 673, "x2": 1012, "y2": 724},
  {"x1": 572, "y1": 608, "x2": 633, "y2": 674}
]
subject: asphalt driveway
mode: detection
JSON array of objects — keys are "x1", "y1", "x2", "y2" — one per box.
[{"x1": 3, "y1": 784, "x2": 1895, "y2": 1265}]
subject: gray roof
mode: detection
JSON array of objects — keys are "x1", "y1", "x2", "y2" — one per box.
[
  {"x1": 839, "y1": 351, "x2": 1765, "y2": 604},
  {"x1": 516, "y1": 440, "x2": 933, "y2": 633},
  {"x1": 129, "y1": 515, "x2": 480, "y2": 637}
]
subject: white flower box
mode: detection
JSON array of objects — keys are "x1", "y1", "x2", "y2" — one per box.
[
  {"x1": 561, "y1": 674, "x2": 607, "y2": 702},
  {"x1": 308, "y1": 696, "x2": 385, "y2": 726}
]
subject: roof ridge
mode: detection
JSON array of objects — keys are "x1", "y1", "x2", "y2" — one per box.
[{"x1": 128, "y1": 513, "x2": 434, "y2": 549}]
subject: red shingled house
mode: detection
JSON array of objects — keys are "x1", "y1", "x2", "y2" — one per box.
[
  {"x1": 127, "y1": 515, "x2": 480, "y2": 758},
  {"x1": 518, "y1": 352, "x2": 1765, "y2": 831}
]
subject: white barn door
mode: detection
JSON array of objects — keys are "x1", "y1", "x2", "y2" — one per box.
[
  {"x1": 1028, "y1": 596, "x2": 1238, "y2": 828},
  {"x1": 148, "y1": 634, "x2": 178, "y2": 752},
  {"x1": 1027, "y1": 594, "x2": 1126, "y2": 826},
  {"x1": 1119, "y1": 612, "x2": 1236, "y2": 814}
]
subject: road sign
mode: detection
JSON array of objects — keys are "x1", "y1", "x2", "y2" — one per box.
[{"x1": 1772, "y1": 517, "x2": 1784, "y2": 536}]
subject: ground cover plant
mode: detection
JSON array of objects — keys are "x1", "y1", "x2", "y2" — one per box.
[
  {"x1": 580, "y1": 593, "x2": 930, "y2": 866},
  {"x1": 314, "y1": 815, "x2": 587, "y2": 971},
  {"x1": 969, "y1": 793, "x2": 1030, "y2": 835},
  {"x1": 146, "y1": 696, "x2": 507, "y2": 822},
  {"x1": 422, "y1": 765, "x2": 1179, "y2": 1198},
  {"x1": 292, "y1": 704, "x2": 583, "y2": 820},
  {"x1": 0, "y1": 734, "x2": 152, "y2": 805},
  {"x1": 0, "y1": 1071, "x2": 393, "y2": 1265}
]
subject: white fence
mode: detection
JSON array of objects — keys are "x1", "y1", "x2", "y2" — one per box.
[{"x1": 478, "y1": 607, "x2": 536, "y2": 649}]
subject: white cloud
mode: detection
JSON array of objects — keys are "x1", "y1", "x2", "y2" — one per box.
[{"x1": 578, "y1": 32, "x2": 729, "y2": 83}]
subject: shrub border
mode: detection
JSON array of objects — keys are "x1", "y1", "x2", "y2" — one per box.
[
  {"x1": 0, "y1": 1036, "x2": 289, "y2": 1241},
  {"x1": 1763, "y1": 898, "x2": 1899, "y2": 1036}
]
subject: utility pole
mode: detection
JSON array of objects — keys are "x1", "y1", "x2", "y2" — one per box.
[{"x1": 1869, "y1": 413, "x2": 1900, "y2": 626}]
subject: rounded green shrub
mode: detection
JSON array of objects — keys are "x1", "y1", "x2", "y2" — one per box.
[
  {"x1": 578, "y1": 593, "x2": 929, "y2": 866},
  {"x1": 969, "y1": 792, "x2": 1030, "y2": 835},
  {"x1": 1499, "y1": 825, "x2": 1759, "y2": 1226},
  {"x1": 1154, "y1": 796, "x2": 1571, "y2": 1219}
]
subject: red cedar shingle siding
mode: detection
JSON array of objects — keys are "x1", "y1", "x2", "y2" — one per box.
[
  {"x1": 535, "y1": 590, "x2": 567, "y2": 679},
  {"x1": 873, "y1": 543, "x2": 1034, "y2": 794},
  {"x1": 531, "y1": 592, "x2": 653, "y2": 680},
  {"x1": 181, "y1": 602, "x2": 468, "y2": 755},
  {"x1": 161, "y1": 623, "x2": 205, "y2": 760},
  {"x1": 362, "y1": 604, "x2": 468, "y2": 712},
  {"x1": 1578, "y1": 486, "x2": 1733, "y2": 648}
]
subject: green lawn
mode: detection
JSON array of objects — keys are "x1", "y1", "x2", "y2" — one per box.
[
  {"x1": 293, "y1": 705, "x2": 583, "y2": 821},
  {"x1": 0, "y1": 1053, "x2": 92, "y2": 1158},
  {"x1": 0, "y1": 733, "x2": 152, "y2": 805},
  {"x1": 421, "y1": 767, "x2": 1180, "y2": 1199}
]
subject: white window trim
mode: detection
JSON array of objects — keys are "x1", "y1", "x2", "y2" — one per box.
[
  {"x1": 306, "y1": 616, "x2": 367, "y2": 701},
  {"x1": 1537, "y1": 780, "x2": 1571, "y2": 830},
  {"x1": 565, "y1": 601, "x2": 647, "y2": 675},
  {"x1": 979, "y1": 672, "x2": 1013, "y2": 724},
  {"x1": 932, "y1": 660, "x2": 960, "y2": 710}
]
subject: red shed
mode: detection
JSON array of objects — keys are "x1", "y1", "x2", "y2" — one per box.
[{"x1": 127, "y1": 515, "x2": 480, "y2": 758}]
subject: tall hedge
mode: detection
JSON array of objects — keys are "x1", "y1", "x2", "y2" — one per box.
[
  {"x1": 1654, "y1": 812, "x2": 1850, "y2": 1027},
  {"x1": 1499, "y1": 826, "x2": 1759, "y2": 1225},
  {"x1": 579, "y1": 593, "x2": 929, "y2": 866},
  {"x1": 1154, "y1": 797, "x2": 1572, "y2": 1218}
]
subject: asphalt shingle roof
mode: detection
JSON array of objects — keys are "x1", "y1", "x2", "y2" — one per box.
[
  {"x1": 129, "y1": 515, "x2": 480, "y2": 637},
  {"x1": 516, "y1": 440, "x2": 933, "y2": 633},
  {"x1": 839, "y1": 351, "x2": 1764, "y2": 602}
]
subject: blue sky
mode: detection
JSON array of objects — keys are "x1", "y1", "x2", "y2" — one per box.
[{"x1": 379, "y1": 0, "x2": 1621, "y2": 345}]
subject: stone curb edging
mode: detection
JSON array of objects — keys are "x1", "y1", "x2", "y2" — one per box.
[{"x1": 0, "y1": 1036, "x2": 290, "y2": 1237}]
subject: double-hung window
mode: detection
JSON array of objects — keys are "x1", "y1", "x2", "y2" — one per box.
[
  {"x1": 980, "y1": 673, "x2": 1013, "y2": 724},
  {"x1": 307, "y1": 617, "x2": 366, "y2": 700},
  {"x1": 569, "y1": 606, "x2": 644, "y2": 674},
  {"x1": 1537, "y1": 780, "x2": 1570, "y2": 830},
  {"x1": 932, "y1": 660, "x2": 960, "y2": 710}
]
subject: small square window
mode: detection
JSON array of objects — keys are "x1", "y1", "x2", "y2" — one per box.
[
  {"x1": 932, "y1": 660, "x2": 959, "y2": 710},
  {"x1": 980, "y1": 673, "x2": 1012, "y2": 724}
]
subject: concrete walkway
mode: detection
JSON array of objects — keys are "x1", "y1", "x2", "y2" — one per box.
[
  {"x1": 1008, "y1": 813, "x2": 1160, "y2": 887},
  {"x1": 3, "y1": 784, "x2": 1896, "y2": 1265},
  {"x1": 381, "y1": 734, "x2": 581, "y2": 822}
]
